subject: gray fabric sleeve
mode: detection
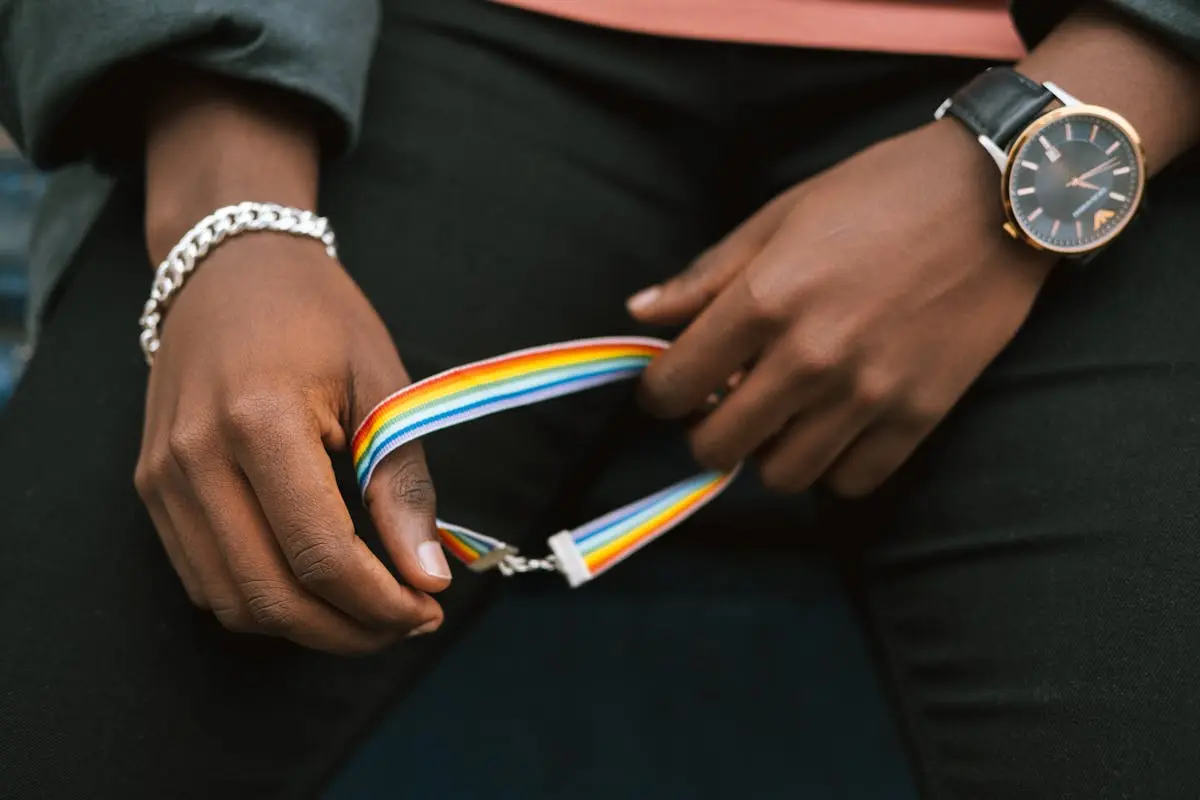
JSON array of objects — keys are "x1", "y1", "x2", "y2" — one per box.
[
  {"x1": 0, "y1": 0, "x2": 380, "y2": 169},
  {"x1": 1011, "y1": 0, "x2": 1200, "y2": 61}
]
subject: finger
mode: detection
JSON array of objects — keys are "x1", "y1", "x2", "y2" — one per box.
[
  {"x1": 639, "y1": 270, "x2": 771, "y2": 419},
  {"x1": 363, "y1": 440, "x2": 454, "y2": 595},
  {"x1": 159, "y1": 464, "x2": 252, "y2": 632},
  {"x1": 823, "y1": 415, "x2": 938, "y2": 498},
  {"x1": 227, "y1": 399, "x2": 444, "y2": 630},
  {"x1": 139, "y1": 487, "x2": 207, "y2": 608},
  {"x1": 194, "y1": 464, "x2": 413, "y2": 654},
  {"x1": 349, "y1": 363, "x2": 452, "y2": 595},
  {"x1": 627, "y1": 185, "x2": 799, "y2": 324},
  {"x1": 757, "y1": 401, "x2": 874, "y2": 495},
  {"x1": 686, "y1": 339, "x2": 840, "y2": 470},
  {"x1": 136, "y1": 389, "x2": 206, "y2": 605}
]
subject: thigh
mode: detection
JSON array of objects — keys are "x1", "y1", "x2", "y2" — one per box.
[
  {"x1": 0, "y1": 6, "x2": 727, "y2": 798},
  {"x1": 844, "y1": 150, "x2": 1200, "y2": 799}
]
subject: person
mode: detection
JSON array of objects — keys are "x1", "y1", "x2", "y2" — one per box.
[{"x1": 1, "y1": 0, "x2": 1198, "y2": 797}]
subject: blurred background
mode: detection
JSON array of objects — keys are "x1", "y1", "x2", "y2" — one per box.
[{"x1": 0, "y1": 129, "x2": 45, "y2": 408}]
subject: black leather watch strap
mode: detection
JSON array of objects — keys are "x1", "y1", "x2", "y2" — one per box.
[{"x1": 942, "y1": 67, "x2": 1053, "y2": 150}]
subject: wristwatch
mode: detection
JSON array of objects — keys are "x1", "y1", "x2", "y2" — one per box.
[{"x1": 935, "y1": 67, "x2": 1146, "y2": 257}]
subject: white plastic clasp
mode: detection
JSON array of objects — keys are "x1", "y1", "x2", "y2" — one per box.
[{"x1": 547, "y1": 531, "x2": 591, "y2": 588}]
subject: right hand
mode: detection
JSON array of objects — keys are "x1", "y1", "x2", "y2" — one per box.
[
  {"x1": 135, "y1": 233, "x2": 453, "y2": 654},
  {"x1": 135, "y1": 74, "x2": 451, "y2": 654}
]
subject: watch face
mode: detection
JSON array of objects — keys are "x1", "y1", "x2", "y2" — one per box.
[{"x1": 1004, "y1": 107, "x2": 1144, "y2": 254}]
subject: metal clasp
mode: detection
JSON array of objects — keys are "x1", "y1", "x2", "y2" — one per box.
[
  {"x1": 465, "y1": 545, "x2": 521, "y2": 573},
  {"x1": 496, "y1": 553, "x2": 561, "y2": 576}
]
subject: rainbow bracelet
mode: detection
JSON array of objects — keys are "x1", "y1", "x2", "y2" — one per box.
[{"x1": 351, "y1": 337, "x2": 741, "y2": 587}]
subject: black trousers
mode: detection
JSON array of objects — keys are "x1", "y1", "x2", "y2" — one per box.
[{"x1": 4, "y1": 2, "x2": 1200, "y2": 798}]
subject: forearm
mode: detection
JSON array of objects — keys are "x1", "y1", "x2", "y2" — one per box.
[
  {"x1": 1018, "y1": 5, "x2": 1200, "y2": 174},
  {"x1": 145, "y1": 74, "x2": 320, "y2": 263}
]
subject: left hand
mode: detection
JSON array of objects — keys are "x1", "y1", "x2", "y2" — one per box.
[{"x1": 631, "y1": 120, "x2": 1057, "y2": 497}]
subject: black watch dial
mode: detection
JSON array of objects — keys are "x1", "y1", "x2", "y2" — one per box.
[{"x1": 1004, "y1": 108, "x2": 1144, "y2": 254}]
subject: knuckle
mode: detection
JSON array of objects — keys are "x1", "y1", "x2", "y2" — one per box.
[
  {"x1": 786, "y1": 334, "x2": 844, "y2": 377},
  {"x1": 292, "y1": 539, "x2": 346, "y2": 590},
  {"x1": 243, "y1": 583, "x2": 300, "y2": 633},
  {"x1": 851, "y1": 368, "x2": 897, "y2": 410},
  {"x1": 223, "y1": 389, "x2": 296, "y2": 439},
  {"x1": 133, "y1": 454, "x2": 166, "y2": 497},
  {"x1": 384, "y1": 458, "x2": 437, "y2": 514},
  {"x1": 744, "y1": 273, "x2": 790, "y2": 325},
  {"x1": 167, "y1": 424, "x2": 213, "y2": 472}
]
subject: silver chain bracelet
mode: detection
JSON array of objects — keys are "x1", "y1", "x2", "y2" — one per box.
[{"x1": 138, "y1": 202, "x2": 338, "y2": 365}]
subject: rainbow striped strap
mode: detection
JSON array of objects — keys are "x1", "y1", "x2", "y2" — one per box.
[{"x1": 351, "y1": 337, "x2": 741, "y2": 587}]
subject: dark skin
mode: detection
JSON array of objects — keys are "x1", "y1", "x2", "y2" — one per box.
[
  {"x1": 632, "y1": 8, "x2": 1200, "y2": 496},
  {"x1": 139, "y1": 82, "x2": 450, "y2": 654},
  {"x1": 136, "y1": 7, "x2": 1200, "y2": 653}
]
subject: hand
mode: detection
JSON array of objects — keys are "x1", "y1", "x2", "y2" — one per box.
[
  {"x1": 135, "y1": 73, "x2": 450, "y2": 655},
  {"x1": 136, "y1": 235, "x2": 451, "y2": 654},
  {"x1": 629, "y1": 120, "x2": 1055, "y2": 497}
]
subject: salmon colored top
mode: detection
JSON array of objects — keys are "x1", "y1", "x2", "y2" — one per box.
[{"x1": 492, "y1": 0, "x2": 1027, "y2": 60}]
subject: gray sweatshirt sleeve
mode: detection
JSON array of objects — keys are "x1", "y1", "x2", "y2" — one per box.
[{"x1": 0, "y1": 0, "x2": 380, "y2": 169}]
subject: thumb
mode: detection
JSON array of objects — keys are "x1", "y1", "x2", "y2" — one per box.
[
  {"x1": 353, "y1": 360, "x2": 453, "y2": 595},
  {"x1": 627, "y1": 185, "x2": 798, "y2": 324}
]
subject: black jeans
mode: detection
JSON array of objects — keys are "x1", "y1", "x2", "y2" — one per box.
[{"x1": 3, "y1": 1, "x2": 1200, "y2": 798}]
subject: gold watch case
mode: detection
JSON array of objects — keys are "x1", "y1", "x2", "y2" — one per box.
[{"x1": 1000, "y1": 104, "x2": 1146, "y2": 256}]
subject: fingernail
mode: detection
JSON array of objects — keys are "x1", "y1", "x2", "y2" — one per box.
[
  {"x1": 627, "y1": 286, "x2": 662, "y2": 314},
  {"x1": 406, "y1": 619, "x2": 441, "y2": 639},
  {"x1": 418, "y1": 540, "x2": 452, "y2": 580}
]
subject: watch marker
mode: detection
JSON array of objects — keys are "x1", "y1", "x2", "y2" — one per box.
[
  {"x1": 1094, "y1": 209, "x2": 1116, "y2": 230},
  {"x1": 1089, "y1": 124, "x2": 1099, "y2": 143},
  {"x1": 1021, "y1": 160, "x2": 1039, "y2": 171},
  {"x1": 1065, "y1": 123, "x2": 1073, "y2": 140},
  {"x1": 1016, "y1": 187, "x2": 1037, "y2": 196},
  {"x1": 1050, "y1": 219, "x2": 1061, "y2": 237},
  {"x1": 1109, "y1": 191, "x2": 1127, "y2": 202},
  {"x1": 1028, "y1": 207, "x2": 1043, "y2": 221},
  {"x1": 1105, "y1": 141, "x2": 1121, "y2": 155},
  {"x1": 1112, "y1": 166, "x2": 1131, "y2": 176},
  {"x1": 1039, "y1": 136, "x2": 1061, "y2": 162},
  {"x1": 1075, "y1": 220, "x2": 1083, "y2": 240}
]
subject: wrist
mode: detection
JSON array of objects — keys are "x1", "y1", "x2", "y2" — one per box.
[
  {"x1": 145, "y1": 73, "x2": 321, "y2": 263},
  {"x1": 1018, "y1": 7, "x2": 1200, "y2": 174},
  {"x1": 919, "y1": 118, "x2": 1059, "y2": 280},
  {"x1": 140, "y1": 202, "x2": 339, "y2": 365}
]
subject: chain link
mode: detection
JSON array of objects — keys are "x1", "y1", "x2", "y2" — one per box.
[
  {"x1": 138, "y1": 202, "x2": 338, "y2": 365},
  {"x1": 496, "y1": 553, "x2": 561, "y2": 576}
]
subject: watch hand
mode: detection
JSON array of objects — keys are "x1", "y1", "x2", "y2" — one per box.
[
  {"x1": 1069, "y1": 157, "x2": 1120, "y2": 185},
  {"x1": 1067, "y1": 178, "x2": 1102, "y2": 190},
  {"x1": 1072, "y1": 186, "x2": 1108, "y2": 219}
]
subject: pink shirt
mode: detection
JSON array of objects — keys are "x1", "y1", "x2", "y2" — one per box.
[{"x1": 492, "y1": 0, "x2": 1026, "y2": 60}]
